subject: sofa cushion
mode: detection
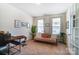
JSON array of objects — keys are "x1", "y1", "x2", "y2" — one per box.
[
  {"x1": 41, "y1": 33, "x2": 51, "y2": 38},
  {"x1": 34, "y1": 33, "x2": 57, "y2": 44}
]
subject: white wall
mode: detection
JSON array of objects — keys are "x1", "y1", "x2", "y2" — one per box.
[
  {"x1": 66, "y1": 4, "x2": 75, "y2": 54},
  {"x1": 0, "y1": 3, "x2": 33, "y2": 39}
]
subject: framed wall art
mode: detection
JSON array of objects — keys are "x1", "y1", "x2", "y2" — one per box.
[
  {"x1": 21, "y1": 22, "x2": 30, "y2": 28},
  {"x1": 14, "y1": 20, "x2": 21, "y2": 28}
]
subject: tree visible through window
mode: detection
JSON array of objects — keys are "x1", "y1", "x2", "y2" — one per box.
[
  {"x1": 52, "y1": 18, "x2": 61, "y2": 34},
  {"x1": 37, "y1": 19, "x2": 44, "y2": 33}
]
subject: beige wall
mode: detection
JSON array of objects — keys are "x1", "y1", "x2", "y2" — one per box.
[{"x1": 33, "y1": 13, "x2": 66, "y2": 34}]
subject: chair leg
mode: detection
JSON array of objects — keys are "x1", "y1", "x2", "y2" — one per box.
[
  {"x1": 8, "y1": 43, "x2": 10, "y2": 55},
  {"x1": 19, "y1": 45, "x2": 21, "y2": 53},
  {"x1": 19, "y1": 39, "x2": 21, "y2": 53}
]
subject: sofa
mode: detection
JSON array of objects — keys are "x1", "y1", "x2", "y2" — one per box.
[{"x1": 34, "y1": 33, "x2": 58, "y2": 45}]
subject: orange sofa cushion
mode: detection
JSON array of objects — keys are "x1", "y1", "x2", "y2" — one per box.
[{"x1": 41, "y1": 33, "x2": 51, "y2": 38}]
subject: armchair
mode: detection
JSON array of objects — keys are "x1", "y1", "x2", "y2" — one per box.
[{"x1": 0, "y1": 31, "x2": 10, "y2": 55}]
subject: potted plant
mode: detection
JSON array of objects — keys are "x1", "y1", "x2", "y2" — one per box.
[
  {"x1": 31, "y1": 25, "x2": 37, "y2": 39},
  {"x1": 60, "y1": 32, "x2": 67, "y2": 44}
]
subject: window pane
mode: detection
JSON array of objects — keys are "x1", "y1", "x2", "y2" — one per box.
[
  {"x1": 38, "y1": 26, "x2": 44, "y2": 33},
  {"x1": 38, "y1": 20, "x2": 44, "y2": 26},
  {"x1": 52, "y1": 26, "x2": 60, "y2": 34},
  {"x1": 52, "y1": 18, "x2": 60, "y2": 26},
  {"x1": 52, "y1": 18, "x2": 61, "y2": 34},
  {"x1": 37, "y1": 20, "x2": 44, "y2": 33}
]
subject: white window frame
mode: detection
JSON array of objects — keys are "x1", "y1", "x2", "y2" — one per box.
[
  {"x1": 52, "y1": 18, "x2": 61, "y2": 34},
  {"x1": 37, "y1": 19, "x2": 44, "y2": 33}
]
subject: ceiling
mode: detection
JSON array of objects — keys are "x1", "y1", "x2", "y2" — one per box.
[{"x1": 9, "y1": 3, "x2": 73, "y2": 17}]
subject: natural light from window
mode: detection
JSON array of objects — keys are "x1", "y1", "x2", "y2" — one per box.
[
  {"x1": 52, "y1": 18, "x2": 61, "y2": 34},
  {"x1": 37, "y1": 19, "x2": 44, "y2": 33}
]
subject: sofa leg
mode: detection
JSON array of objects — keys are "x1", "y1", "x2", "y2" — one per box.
[{"x1": 56, "y1": 39, "x2": 58, "y2": 45}]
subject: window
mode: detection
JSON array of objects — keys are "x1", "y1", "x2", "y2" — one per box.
[
  {"x1": 37, "y1": 19, "x2": 44, "y2": 33},
  {"x1": 52, "y1": 18, "x2": 61, "y2": 34}
]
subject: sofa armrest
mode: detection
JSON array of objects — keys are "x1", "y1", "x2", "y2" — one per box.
[{"x1": 34, "y1": 33, "x2": 41, "y2": 39}]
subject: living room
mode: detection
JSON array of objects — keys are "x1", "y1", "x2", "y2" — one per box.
[{"x1": 0, "y1": 3, "x2": 78, "y2": 55}]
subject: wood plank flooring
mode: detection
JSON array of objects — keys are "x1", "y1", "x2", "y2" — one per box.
[{"x1": 16, "y1": 40, "x2": 70, "y2": 55}]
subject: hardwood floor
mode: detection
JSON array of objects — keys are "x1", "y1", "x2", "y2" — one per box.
[{"x1": 16, "y1": 40, "x2": 70, "y2": 55}]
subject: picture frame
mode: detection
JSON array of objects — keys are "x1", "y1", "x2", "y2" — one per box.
[
  {"x1": 27, "y1": 23, "x2": 30, "y2": 28},
  {"x1": 14, "y1": 20, "x2": 21, "y2": 28},
  {"x1": 73, "y1": 15, "x2": 76, "y2": 27},
  {"x1": 14, "y1": 20, "x2": 30, "y2": 28},
  {"x1": 73, "y1": 20, "x2": 75, "y2": 27},
  {"x1": 21, "y1": 22, "x2": 30, "y2": 28},
  {"x1": 21, "y1": 22, "x2": 27, "y2": 27}
]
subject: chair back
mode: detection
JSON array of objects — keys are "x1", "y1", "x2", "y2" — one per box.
[{"x1": 0, "y1": 31, "x2": 11, "y2": 46}]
